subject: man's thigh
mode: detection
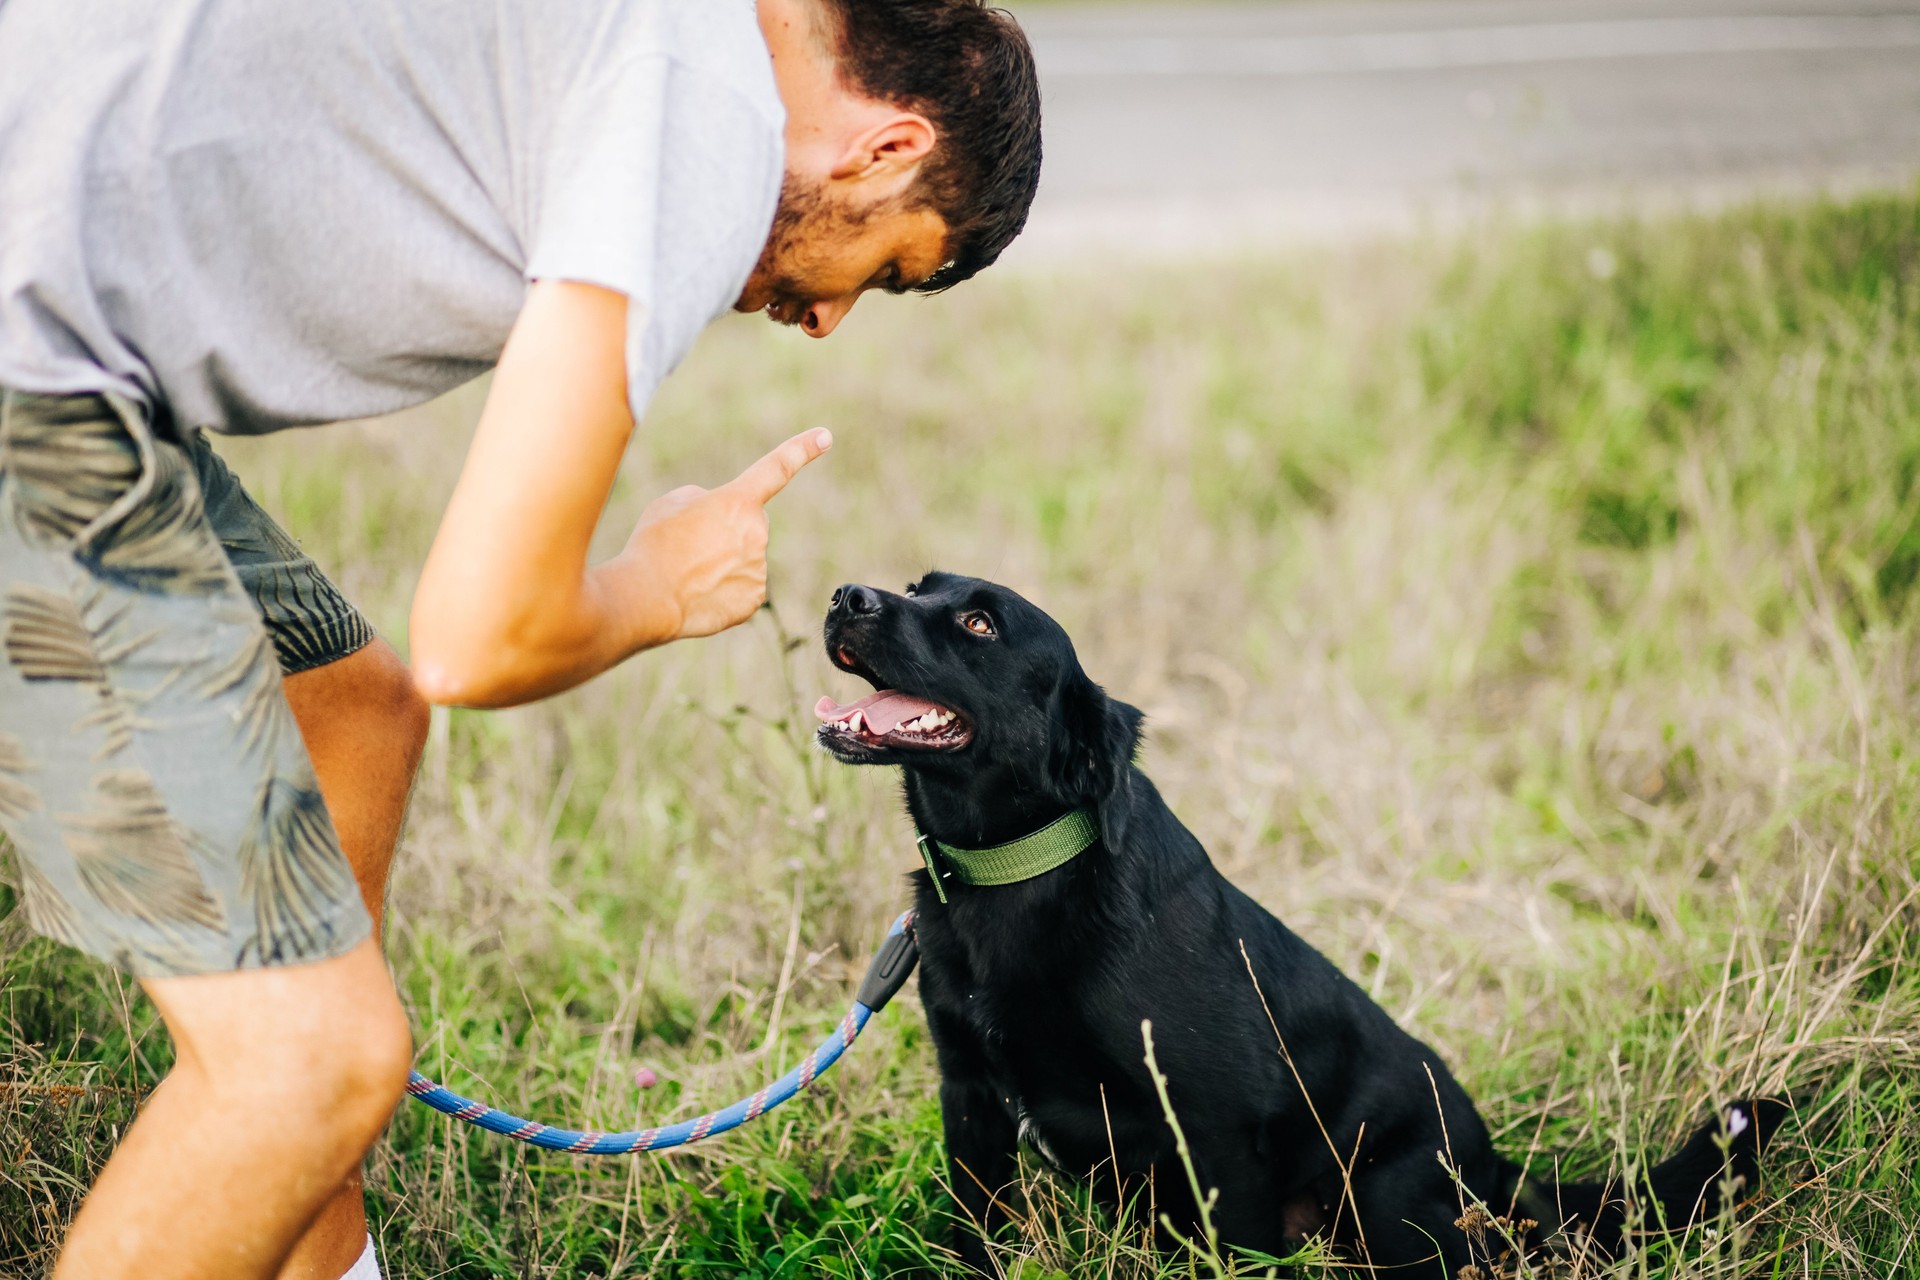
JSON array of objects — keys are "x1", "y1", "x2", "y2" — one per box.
[
  {"x1": 191, "y1": 428, "x2": 429, "y2": 918},
  {"x1": 0, "y1": 390, "x2": 371, "y2": 977},
  {"x1": 187, "y1": 428, "x2": 376, "y2": 677}
]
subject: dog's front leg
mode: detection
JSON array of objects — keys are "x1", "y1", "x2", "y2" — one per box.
[{"x1": 940, "y1": 1076, "x2": 1019, "y2": 1276}]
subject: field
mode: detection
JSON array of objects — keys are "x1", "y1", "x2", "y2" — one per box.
[{"x1": 5, "y1": 190, "x2": 1920, "y2": 1278}]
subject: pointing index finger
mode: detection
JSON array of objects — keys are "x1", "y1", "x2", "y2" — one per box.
[{"x1": 729, "y1": 429, "x2": 833, "y2": 505}]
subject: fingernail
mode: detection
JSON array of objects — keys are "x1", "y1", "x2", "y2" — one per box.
[{"x1": 814, "y1": 429, "x2": 833, "y2": 450}]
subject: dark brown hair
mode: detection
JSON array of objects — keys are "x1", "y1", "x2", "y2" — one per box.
[{"x1": 815, "y1": 0, "x2": 1043, "y2": 291}]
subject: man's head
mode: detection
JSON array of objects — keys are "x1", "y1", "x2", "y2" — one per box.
[{"x1": 740, "y1": 0, "x2": 1042, "y2": 337}]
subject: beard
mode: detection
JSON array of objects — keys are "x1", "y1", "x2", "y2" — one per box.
[{"x1": 738, "y1": 170, "x2": 881, "y2": 319}]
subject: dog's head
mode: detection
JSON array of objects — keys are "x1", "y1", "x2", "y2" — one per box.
[{"x1": 816, "y1": 572, "x2": 1143, "y2": 832}]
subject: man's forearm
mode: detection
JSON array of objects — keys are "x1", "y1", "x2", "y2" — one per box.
[
  {"x1": 409, "y1": 280, "x2": 642, "y2": 706},
  {"x1": 408, "y1": 281, "x2": 826, "y2": 708},
  {"x1": 411, "y1": 582, "x2": 622, "y2": 708},
  {"x1": 410, "y1": 555, "x2": 675, "y2": 708}
]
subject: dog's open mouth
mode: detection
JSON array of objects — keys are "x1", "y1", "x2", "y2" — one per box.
[{"x1": 815, "y1": 690, "x2": 972, "y2": 752}]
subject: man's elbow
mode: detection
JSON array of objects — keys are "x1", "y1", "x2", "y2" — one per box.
[
  {"x1": 409, "y1": 581, "x2": 611, "y2": 706},
  {"x1": 408, "y1": 622, "x2": 522, "y2": 708},
  {"x1": 411, "y1": 653, "x2": 507, "y2": 708},
  {"x1": 409, "y1": 625, "x2": 594, "y2": 709}
]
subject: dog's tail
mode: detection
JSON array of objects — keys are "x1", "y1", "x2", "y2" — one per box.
[{"x1": 1501, "y1": 1099, "x2": 1787, "y2": 1254}]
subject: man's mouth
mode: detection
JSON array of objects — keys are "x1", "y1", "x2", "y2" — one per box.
[
  {"x1": 814, "y1": 691, "x2": 972, "y2": 752},
  {"x1": 764, "y1": 294, "x2": 808, "y2": 327},
  {"x1": 733, "y1": 278, "x2": 802, "y2": 323}
]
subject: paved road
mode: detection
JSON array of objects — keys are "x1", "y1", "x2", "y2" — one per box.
[{"x1": 1010, "y1": 0, "x2": 1920, "y2": 259}]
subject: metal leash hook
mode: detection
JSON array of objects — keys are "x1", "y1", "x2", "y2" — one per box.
[{"x1": 406, "y1": 910, "x2": 919, "y2": 1154}]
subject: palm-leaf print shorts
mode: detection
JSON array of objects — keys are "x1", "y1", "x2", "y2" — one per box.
[{"x1": 0, "y1": 389, "x2": 373, "y2": 977}]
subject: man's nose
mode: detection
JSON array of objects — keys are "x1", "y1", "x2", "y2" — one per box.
[
  {"x1": 829, "y1": 583, "x2": 882, "y2": 617},
  {"x1": 802, "y1": 293, "x2": 859, "y2": 338}
]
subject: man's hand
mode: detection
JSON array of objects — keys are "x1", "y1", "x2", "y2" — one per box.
[
  {"x1": 410, "y1": 280, "x2": 830, "y2": 709},
  {"x1": 600, "y1": 429, "x2": 833, "y2": 643}
]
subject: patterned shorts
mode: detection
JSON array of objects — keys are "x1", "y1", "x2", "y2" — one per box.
[{"x1": 0, "y1": 389, "x2": 374, "y2": 978}]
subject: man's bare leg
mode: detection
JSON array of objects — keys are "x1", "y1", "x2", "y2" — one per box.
[
  {"x1": 52, "y1": 639, "x2": 429, "y2": 1280},
  {"x1": 53, "y1": 938, "x2": 413, "y2": 1280},
  {"x1": 273, "y1": 639, "x2": 432, "y2": 1280}
]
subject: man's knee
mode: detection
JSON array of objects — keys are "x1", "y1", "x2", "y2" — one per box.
[
  {"x1": 236, "y1": 967, "x2": 410, "y2": 1126},
  {"x1": 286, "y1": 637, "x2": 431, "y2": 764},
  {"x1": 257, "y1": 975, "x2": 411, "y2": 1161},
  {"x1": 360, "y1": 637, "x2": 431, "y2": 759},
  {"x1": 152, "y1": 942, "x2": 413, "y2": 1143},
  {"x1": 313, "y1": 976, "x2": 413, "y2": 1132}
]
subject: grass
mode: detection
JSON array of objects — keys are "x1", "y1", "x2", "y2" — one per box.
[{"x1": 5, "y1": 188, "x2": 1920, "y2": 1278}]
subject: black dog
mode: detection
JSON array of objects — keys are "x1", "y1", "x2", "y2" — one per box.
[{"x1": 817, "y1": 572, "x2": 1780, "y2": 1275}]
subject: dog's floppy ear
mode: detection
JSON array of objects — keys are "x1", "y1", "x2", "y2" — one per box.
[{"x1": 1045, "y1": 666, "x2": 1145, "y2": 831}]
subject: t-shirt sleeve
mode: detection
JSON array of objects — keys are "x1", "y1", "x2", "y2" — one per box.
[{"x1": 526, "y1": 54, "x2": 783, "y2": 426}]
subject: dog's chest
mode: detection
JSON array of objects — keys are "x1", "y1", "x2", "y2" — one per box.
[
  {"x1": 920, "y1": 925, "x2": 1156, "y2": 1170},
  {"x1": 921, "y1": 924, "x2": 1096, "y2": 1058}
]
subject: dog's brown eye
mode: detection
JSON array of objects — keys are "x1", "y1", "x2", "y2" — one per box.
[{"x1": 961, "y1": 611, "x2": 995, "y2": 637}]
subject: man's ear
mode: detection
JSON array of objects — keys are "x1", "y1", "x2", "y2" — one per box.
[
  {"x1": 1045, "y1": 667, "x2": 1145, "y2": 829},
  {"x1": 832, "y1": 112, "x2": 936, "y2": 182}
]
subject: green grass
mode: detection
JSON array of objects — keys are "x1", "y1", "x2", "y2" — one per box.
[{"x1": 6, "y1": 189, "x2": 1920, "y2": 1278}]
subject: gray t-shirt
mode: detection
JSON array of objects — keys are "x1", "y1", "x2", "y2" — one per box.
[{"x1": 0, "y1": 0, "x2": 784, "y2": 435}]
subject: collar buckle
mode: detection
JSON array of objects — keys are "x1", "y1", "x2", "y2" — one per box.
[{"x1": 916, "y1": 833, "x2": 950, "y2": 904}]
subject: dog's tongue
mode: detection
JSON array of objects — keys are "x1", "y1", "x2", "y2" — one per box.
[{"x1": 815, "y1": 691, "x2": 946, "y2": 734}]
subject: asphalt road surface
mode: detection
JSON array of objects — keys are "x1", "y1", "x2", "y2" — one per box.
[{"x1": 1010, "y1": 0, "x2": 1920, "y2": 259}]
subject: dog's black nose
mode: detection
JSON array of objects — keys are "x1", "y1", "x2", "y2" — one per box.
[{"x1": 831, "y1": 583, "x2": 882, "y2": 617}]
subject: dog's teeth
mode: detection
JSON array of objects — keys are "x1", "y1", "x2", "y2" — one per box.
[{"x1": 847, "y1": 707, "x2": 955, "y2": 738}]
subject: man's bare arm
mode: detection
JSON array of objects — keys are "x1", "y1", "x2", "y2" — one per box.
[{"x1": 410, "y1": 279, "x2": 829, "y2": 707}]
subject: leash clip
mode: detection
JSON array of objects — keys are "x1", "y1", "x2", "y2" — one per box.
[
  {"x1": 916, "y1": 833, "x2": 950, "y2": 904},
  {"x1": 854, "y1": 911, "x2": 920, "y2": 1012}
]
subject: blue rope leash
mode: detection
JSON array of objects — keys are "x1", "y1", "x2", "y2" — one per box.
[{"x1": 405, "y1": 910, "x2": 919, "y2": 1154}]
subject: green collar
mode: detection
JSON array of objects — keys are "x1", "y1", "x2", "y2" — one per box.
[{"x1": 915, "y1": 808, "x2": 1101, "y2": 904}]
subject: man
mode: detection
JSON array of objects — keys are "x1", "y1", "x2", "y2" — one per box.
[{"x1": 0, "y1": 0, "x2": 1041, "y2": 1275}]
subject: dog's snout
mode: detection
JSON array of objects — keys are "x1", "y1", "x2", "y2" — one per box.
[{"x1": 832, "y1": 583, "x2": 882, "y2": 618}]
